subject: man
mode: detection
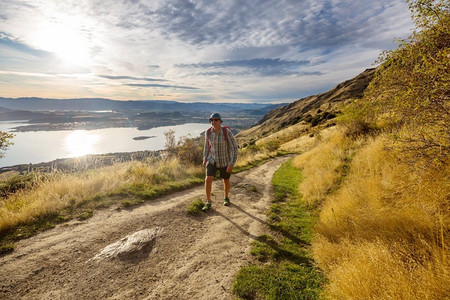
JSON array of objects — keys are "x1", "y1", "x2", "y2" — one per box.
[{"x1": 202, "y1": 112, "x2": 238, "y2": 211}]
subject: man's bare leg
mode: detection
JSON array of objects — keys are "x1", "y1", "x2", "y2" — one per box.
[
  {"x1": 205, "y1": 175, "x2": 214, "y2": 201},
  {"x1": 223, "y1": 178, "x2": 231, "y2": 206},
  {"x1": 223, "y1": 179, "x2": 230, "y2": 198}
]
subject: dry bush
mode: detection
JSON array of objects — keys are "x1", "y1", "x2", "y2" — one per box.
[{"x1": 176, "y1": 135, "x2": 204, "y2": 165}]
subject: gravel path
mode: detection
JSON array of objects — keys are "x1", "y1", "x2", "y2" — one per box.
[{"x1": 0, "y1": 156, "x2": 291, "y2": 299}]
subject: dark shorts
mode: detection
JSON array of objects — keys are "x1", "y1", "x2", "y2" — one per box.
[{"x1": 206, "y1": 162, "x2": 231, "y2": 179}]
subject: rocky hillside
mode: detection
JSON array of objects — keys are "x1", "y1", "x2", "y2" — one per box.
[{"x1": 236, "y1": 68, "x2": 376, "y2": 145}]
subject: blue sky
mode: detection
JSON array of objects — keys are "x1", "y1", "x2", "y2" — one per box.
[{"x1": 0, "y1": 0, "x2": 413, "y2": 103}]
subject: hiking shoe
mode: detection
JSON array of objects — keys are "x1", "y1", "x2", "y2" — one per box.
[
  {"x1": 202, "y1": 202, "x2": 211, "y2": 211},
  {"x1": 223, "y1": 197, "x2": 230, "y2": 206}
]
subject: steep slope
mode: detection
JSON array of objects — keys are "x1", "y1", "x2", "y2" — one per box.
[{"x1": 236, "y1": 68, "x2": 376, "y2": 145}]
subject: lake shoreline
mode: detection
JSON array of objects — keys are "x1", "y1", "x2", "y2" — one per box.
[
  {"x1": 0, "y1": 122, "x2": 210, "y2": 169},
  {"x1": 0, "y1": 150, "x2": 164, "y2": 175}
]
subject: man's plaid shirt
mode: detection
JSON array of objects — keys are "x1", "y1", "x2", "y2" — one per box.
[{"x1": 203, "y1": 126, "x2": 238, "y2": 168}]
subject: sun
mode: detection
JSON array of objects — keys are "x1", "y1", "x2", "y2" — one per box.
[
  {"x1": 31, "y1": 19, "x2": 91, "y2": 67},
  {"x1": 64, "y1": 131, "x2": 100, "y2": 157}
]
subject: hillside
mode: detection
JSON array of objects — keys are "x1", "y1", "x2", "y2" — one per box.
[
  {"x1": 236, "y1": 68, "x2": 376, "y2": 145},
  {"x1": 0, "y1": 2, "x2": 447, "y2": 298}
]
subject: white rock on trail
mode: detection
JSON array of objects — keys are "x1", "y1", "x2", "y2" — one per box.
[{"x1": 90, "y1": 227, "x2": 162, "y2": 262}]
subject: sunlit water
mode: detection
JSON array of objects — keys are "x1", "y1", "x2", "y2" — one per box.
[{"x1": 0, "y1": 121, "x2": 209, "y2": 168}]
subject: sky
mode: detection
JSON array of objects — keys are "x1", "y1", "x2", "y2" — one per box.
[{"x1": 0, "y1": 0, "x2": 414, "y2": 104}]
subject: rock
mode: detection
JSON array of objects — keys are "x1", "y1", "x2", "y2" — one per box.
[
  {"x1": 90, "y1": 228, "x2": 162, "y2": 262},
  {"x1": 132, "y1": 135, "x2": 156, "y2": 140}
]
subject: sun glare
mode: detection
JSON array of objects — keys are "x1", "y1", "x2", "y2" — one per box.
[
  {"x1": 32, "y1": 19, "x2": 90, "y2": 67},
  {"x1": 64, "y1": 130, "x2": 100, "y2": 157}
]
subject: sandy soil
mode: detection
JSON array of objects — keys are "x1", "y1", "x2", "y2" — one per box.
[{"x1": 0, "y1": 156, "x2": 291, "y2": 299}]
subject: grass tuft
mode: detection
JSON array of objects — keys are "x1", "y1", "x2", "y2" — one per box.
[
  {"x1": 77, "y1": 209, "x2": 94, "y2": 221},
  {"x1": 0, "y1": 244, "x2": 14, "y2": 256},
  {"x1": 186, "y1": 197, "x2": 205, "y2": 215}
]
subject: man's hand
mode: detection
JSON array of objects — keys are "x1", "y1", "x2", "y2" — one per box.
[{"x1": 226, "y1": 165, "x2": 233, "y2": 173}]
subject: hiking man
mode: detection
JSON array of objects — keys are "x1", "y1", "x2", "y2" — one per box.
[{"x1": 202, "y1": 112, "x2": 238, "y2": 211}]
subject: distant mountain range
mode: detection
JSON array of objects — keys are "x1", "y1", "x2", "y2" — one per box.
[
  {"x1": 0, "y1": 97, "x2": 281, "y2": 113},
  {"x1": 0, "y1": 97, "x2": 286, "y2": 132}
]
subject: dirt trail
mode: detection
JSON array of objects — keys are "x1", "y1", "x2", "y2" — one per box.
[{"x1": 0, "y1": 156, "x2": 291, "y2": 299}]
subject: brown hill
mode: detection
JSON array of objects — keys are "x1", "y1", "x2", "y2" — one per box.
[{"x1": 236, "y1": 68, "x2": 376, "y2": 146}]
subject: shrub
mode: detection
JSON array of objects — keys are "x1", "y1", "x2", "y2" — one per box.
[
  {"x1": 262, "y1": 139, "x2": 281, "y2": 152},
  {"x1": 0, "y1": 131, "x2": 14, "y2": 158},
  {"x1": 176, "y1": 135, "x2": 204, "y2": 165},
  {"x1": 356, "y1": 0, "x2": 450, "y2": 168}
]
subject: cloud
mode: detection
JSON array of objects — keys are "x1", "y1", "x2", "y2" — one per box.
[
  {"x1": 0, "y1": 0, "x2": 414, "y2": 102},
  {"x1": 0, "y1": 32, "x2": 66, "y2": 75},
  {"x1": 177, "y1": 58, "x2": 309, "y2": 69},
  {"x1": 176, "y1": 58, "x2": 311, "y2": 76},
  {"x1": 0, "y1": 32, "x2": 52, "y2": 58},
  {"x1": 137, "y1": 0, "x2": 410, "y2": 51},
  {"x1": 126, "y1": 83, "x2": 199, "y2": 90},
  {"x1": 98, "y1": 75, "x2": 167, "y2": 82}
]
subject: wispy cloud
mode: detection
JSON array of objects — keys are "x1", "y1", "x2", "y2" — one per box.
[
  {"x1": 98, "y1": 75, "x2": 167, "y2": 82},
  {"x1": 126, "y1": 83, "x2": 199, "y2": 90},
  {"x1": 176, "y1": 58, "x2": 311, "y2": 76},
  {"x1": 0, "y1": 32, "x2": 52, "y2": 58}
]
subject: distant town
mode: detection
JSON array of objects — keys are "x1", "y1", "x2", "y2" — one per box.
[{"x1": 0, "y1": 97, "x2": 284, "y2": 132}]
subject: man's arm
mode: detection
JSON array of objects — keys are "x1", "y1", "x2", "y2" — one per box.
[
  {"x1": 203, "y1": 132, "x2": 209, "y2": 166},
  {"x1": 226, "y1": 128, "x2": 239, "y2": 168}
]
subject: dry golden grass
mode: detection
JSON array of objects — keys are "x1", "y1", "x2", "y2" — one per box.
[
  {"x1": 0, "y1": 170, "x2": 115, "y2": 231},
  {"x1": 315, "y1": 136, "x2": 448, "y2": 243},
  {"x1": 314, "y1": 237, "x2": 448, "y2": 300},
  {"x1": 278, "y1": 132, "x2": 316, "y2": 153},
  {"x1": 308, "y1": 133, "x2": 449, "y2": 299},
  {"x1": 255, "y1": 123, "x2": 310, "y2": 147},
  {"x1": 234, "y1": 147, "x2": 277, "y2": 168},
  {"x1": 0, "y1": 157, "x2": 202, "y2": 233},
  {"x1": 292, "y1": 127, "x2": 360, "y2": 205}
]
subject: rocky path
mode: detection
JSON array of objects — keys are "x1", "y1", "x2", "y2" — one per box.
[{"x1": 0, "y1": 156, "x2": 291, "y2": 299}]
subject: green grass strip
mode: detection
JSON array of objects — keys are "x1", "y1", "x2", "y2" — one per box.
[{"x1": 233, "y1": 158, "x2": 325, "y2": 299}]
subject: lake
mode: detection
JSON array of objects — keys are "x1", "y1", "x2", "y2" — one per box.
[{"x1": 0, "y1": 121, "x2": 209, "y2": 168}]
